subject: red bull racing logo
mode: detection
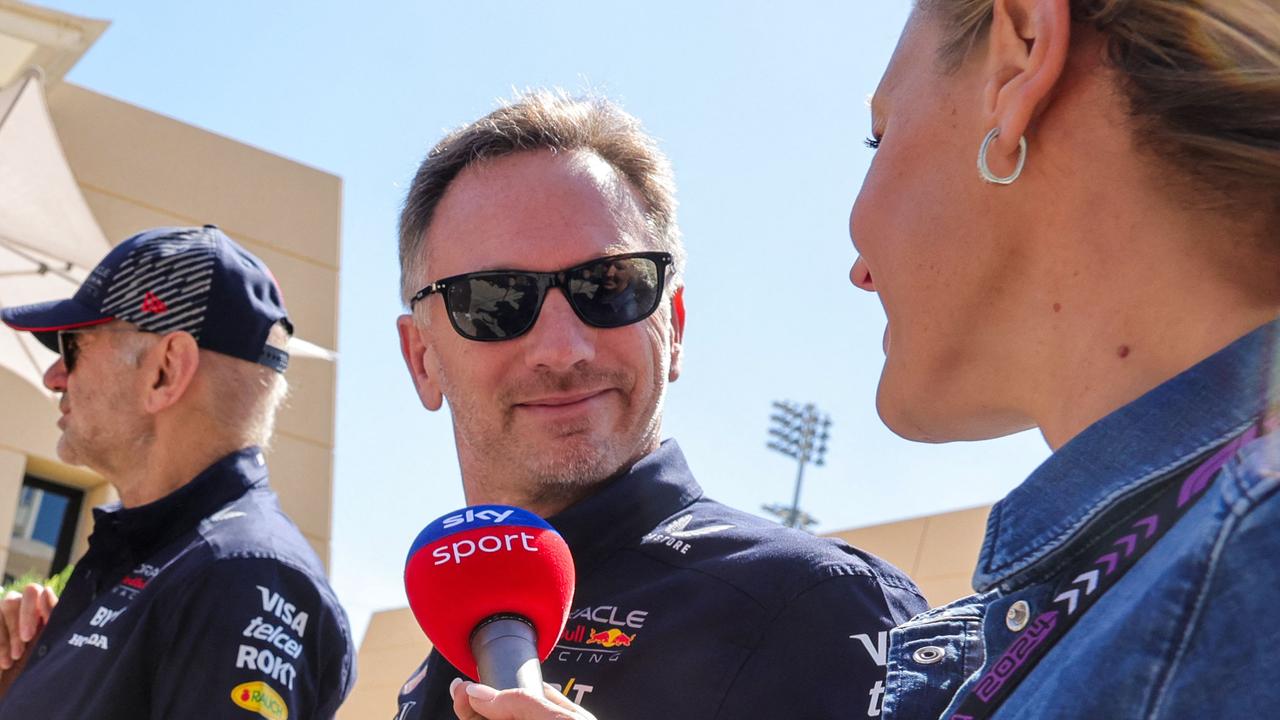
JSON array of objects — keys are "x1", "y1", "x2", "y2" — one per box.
[{"x1": 585, "y1": 628, "x2": 635, "y2": 649}]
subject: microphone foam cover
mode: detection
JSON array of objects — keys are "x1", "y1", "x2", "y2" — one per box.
[{"x1": 404, "y1": 505, "x2": 575, "y2": 680}]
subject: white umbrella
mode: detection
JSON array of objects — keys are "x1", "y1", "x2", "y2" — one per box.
[{"x1": 0, "y1": 69, "x2": 111, "y2": 396}]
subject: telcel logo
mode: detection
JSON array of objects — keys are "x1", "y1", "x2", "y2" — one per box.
[
  {"x1": 442, "y1": 508, "x2": 515, "y2": 529},
  {"x1": 230, "y1": 681, "x2": 289, "y2": 720},
  {"x1": 432, "y1": 531, "x2": 539, "y2": 566}
]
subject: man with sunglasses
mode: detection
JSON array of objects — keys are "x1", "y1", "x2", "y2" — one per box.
[
  {"x1": 0, "y1": 226, "x2": 354, "y2": 718},
  {"x1": 394, "y1": 91, "x2": 926, "y2": 720}
]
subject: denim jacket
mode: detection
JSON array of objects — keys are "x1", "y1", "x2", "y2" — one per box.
[{"x1": 883, "y1": 320, "x2": 1280, "y2": 720}]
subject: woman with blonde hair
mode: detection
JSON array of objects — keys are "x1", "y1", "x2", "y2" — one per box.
[{"x1": 848, "y1": 0, "x2": 1280, "y2": 717}]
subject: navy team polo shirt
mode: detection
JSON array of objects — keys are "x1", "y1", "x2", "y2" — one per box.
[
  {"x1": 0, "y1": 447, "x2": 355, "y2": 719},
  {"x1": 394, "y1": 440, "x2": 927, "y2": 719}
]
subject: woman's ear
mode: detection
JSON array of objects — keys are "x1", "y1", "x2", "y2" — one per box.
[{"x1": 982, "y1": 0, "x2": 1071, "y2": 174}]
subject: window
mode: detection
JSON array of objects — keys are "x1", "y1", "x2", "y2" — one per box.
[{"x1": 4, "y1": 476, "x2": 83, "y2": 585}]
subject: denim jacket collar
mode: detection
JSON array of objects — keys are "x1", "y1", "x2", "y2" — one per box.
[{"x1": 974, "y1": 320, "x2": 1279, "y2": 591}]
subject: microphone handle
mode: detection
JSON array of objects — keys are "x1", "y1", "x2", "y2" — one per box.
[{"x1": 471, "y1": 616, "x2": 544, "y2": 692}]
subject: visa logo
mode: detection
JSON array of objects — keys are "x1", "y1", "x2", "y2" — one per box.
[{"x1": 442, "y1": 508, "x2": 515, "y2": 529}]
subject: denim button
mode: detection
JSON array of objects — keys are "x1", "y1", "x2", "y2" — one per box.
[
  {"x1": 912, "y1": 645, "x2": 945, "y2": 665},
  {"x1": 1006, "y1": 600, "x2": 1030, "y2": 631},
  {"x1": 36, "y1": 644, "x2": 47, "y2": 658}
]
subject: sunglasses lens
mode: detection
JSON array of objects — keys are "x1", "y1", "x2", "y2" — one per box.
[
  {"x1": 445, "y1": 273, "x2": 542, "y2": 340},
  {"x1": 58, "y1": 332, "x2": 79, "y2": 372},
  {"x1": 568, "y1": 256, "x2": 663, "y2": 328}
]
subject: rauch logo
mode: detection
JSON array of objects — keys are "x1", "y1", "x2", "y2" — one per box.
[{"x1": 230, "y1": 681, "x2": 289, "y2": 720}]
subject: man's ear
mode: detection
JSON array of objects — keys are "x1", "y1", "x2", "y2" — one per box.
[
  {"x1": 397, "y1": 314, "x2": 444, "y2": 411},
  {"x1": 667, "y1": 286, "x2": 686, "y2": 382},
  {"x1": 142, "y1": 332, "x2": 200, "y2": 414},
  {"x1": 982, "y1": 0, "x2": 1071, "y2": 175}
]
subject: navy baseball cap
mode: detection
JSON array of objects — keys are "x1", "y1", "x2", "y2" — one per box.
[{"x1": 1, "y1": 225, "x2": 292, "y2": 372}]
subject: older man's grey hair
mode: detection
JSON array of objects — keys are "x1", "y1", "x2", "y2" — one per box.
[
  {"x1": 200, "y1": 323, "x2": 292, "y2": 448},
  {"x1": 397, "y1": 89, "x2": 685, "y2": 305}
]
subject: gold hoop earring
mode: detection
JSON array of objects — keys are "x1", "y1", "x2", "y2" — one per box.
[{"x1": 978, "y1": 127, "x2": 1027, "y2": 185}]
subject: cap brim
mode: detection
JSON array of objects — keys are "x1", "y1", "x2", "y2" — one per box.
[{"x1": 1, "y1": 298, "x2": 113, "y2": 352}]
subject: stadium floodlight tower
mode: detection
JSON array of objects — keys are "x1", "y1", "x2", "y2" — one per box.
[{"x1": 763, "y1": 400, "x2": 831, "y2": 531}]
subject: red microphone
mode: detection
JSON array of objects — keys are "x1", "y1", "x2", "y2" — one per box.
[{"x1": 404, "y1": 505, "x2": 575, "y2": 691}]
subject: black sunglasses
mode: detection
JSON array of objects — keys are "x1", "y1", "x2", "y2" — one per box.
[
  {"x1": 56, "y1": 329, "x2": 92, "y2": 373},
  {"x1": 56, "y1": 327, "x2": 140, "y2": 373},
  {"x1": 409, "y1": 251, "x2": 674, "y2": 341}
]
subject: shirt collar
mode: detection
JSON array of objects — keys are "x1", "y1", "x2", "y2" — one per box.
[
  {"x1": 974, "y1": 319, "x2": 1280, "y2": 591},
  {"x1": 548, "y1": 439, "x2": 702, "y2": 574},
  {"x1": 89, "y1": 446, "x2": 269, "y2": 561}
]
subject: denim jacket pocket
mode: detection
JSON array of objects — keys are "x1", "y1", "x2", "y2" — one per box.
[{"x1": 883, "y1": 599, "x2": 986, "y2": 720}]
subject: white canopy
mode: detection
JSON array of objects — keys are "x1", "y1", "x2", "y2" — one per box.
[{"x1": 0, "y1": 70, "x2": 110, "y2": 395}]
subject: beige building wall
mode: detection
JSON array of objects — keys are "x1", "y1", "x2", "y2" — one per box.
[
  {"x1": 341, "y1": 609, "x2": 434, "y2": 719},
  {"x1": 339, "y1": 506, "x2": 993, "y2": 719}
]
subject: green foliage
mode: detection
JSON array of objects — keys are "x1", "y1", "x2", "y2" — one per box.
[{"x1": 2, "y1": 564, "x2": 73, "y2": 596}]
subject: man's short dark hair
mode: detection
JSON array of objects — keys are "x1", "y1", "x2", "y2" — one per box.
[{"x1": 398, "y1": 89, "x2": 684, "y2": 304}]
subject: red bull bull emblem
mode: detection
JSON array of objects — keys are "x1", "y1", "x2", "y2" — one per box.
[{"x1": 585, "y1": 628, "x2": 635, "y2": 649}]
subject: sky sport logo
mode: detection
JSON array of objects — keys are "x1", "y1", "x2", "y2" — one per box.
[
  {"x1": 230, "y1": 680, "x2": 288, "y2": 720},
  {"x1": 441, "y1": 508, "x2": 515, "y2": 528},
  {"x1": 430, "y1": 531, "x2": 540, "y2": 566}
]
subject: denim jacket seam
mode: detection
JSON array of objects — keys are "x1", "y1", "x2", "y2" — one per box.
[
  {"x1": 983, "y1": 419, "x2": 1253, "y2": 584},
  {"x1": 1145, "y1": 471, "x2": 1241, "y2": 719}
]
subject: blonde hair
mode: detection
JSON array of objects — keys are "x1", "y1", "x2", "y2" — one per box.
[
  {"x1": 398, "y1": 89, "x2": 684, "y2": 304},
  {"x1": 919, "y1": 0, "x2": 1280, "y2": 204}
]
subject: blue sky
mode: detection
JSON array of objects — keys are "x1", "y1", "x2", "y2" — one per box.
[{"x1": 46, "y1": 0, "x2": 1049, "y2": 641}]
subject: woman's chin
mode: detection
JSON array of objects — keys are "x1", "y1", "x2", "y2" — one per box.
[{"x1": 875, "y1": 378, "x2": 1032, "y2": 443}]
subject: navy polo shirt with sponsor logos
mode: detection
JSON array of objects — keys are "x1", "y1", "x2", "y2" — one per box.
[
  {"x1": 394, "y1": 440, "x2": 927, "y2": 719},
  {"x1": 0, "y1": 447, "x2": 355, "y2": 720}
]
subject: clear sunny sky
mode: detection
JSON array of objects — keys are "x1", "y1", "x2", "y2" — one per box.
[{"x1": 44, "y1": 0, "x2": 1050, "y2": 641}]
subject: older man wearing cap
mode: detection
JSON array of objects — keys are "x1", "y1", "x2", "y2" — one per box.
[{"x1": 0, "y1": 226, "x2": 355, "y2": 719}]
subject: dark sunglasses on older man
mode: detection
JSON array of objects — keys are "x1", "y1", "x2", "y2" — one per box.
[
  {"x1": 409, "y1": 251, "x2": 673, "y2": 341},
  {"x1": 56, "y1": 329, "x2": 88, "y2": 372},
  {"x1": 56, "y1": 326, "x2": 141, "y2": 373}
]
